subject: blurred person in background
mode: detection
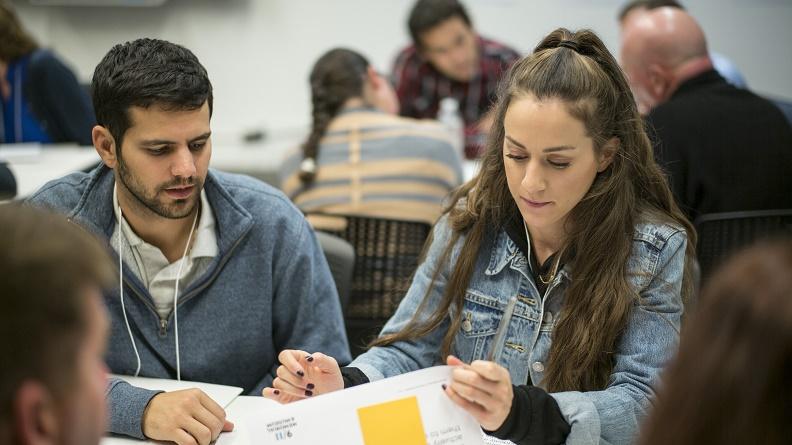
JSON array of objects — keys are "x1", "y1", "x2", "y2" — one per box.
[
  {"x1": 620, "y1": 7, "x2": 792, "y2": 220},
  {"x1": 639, "y1": 239, "x2": 792, "y2": 445},
  {"x1": 618, "y1": 0, "x2": 747, "y2": 89},
  {"x1": 0, "y1": 0, "x2": 94, "y2": 145},
  {"x1": 281, "y1": 47, "x2": 463, "y2": 230},
  {"x1": 392, "y1": 0, "x2": 520, "y2": 159}
]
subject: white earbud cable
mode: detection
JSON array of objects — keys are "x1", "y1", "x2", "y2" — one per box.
[
  {"x1": 173, "y1": 209, "x2": 199, "y2": 381},
  {"x1": 116, "y1": 185, "x2": 199, "y2": 381},
  {"x1": 117, "y1": 207, "x2": 142, "y2": 377}
]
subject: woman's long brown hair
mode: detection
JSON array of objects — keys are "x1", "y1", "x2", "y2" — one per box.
[
  {"x1": 0, "y1": 1, "x2": 38, "y2": 62},
  {"x1": 372, "y1": 28, "x2": 696, "y2": 392}
]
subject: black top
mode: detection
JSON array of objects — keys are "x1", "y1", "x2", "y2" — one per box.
[
  {"x1": 646, "y1": 69, "x2": 792, "y2": 220},
  {"x1": 503, "y1": 213, "x2": 564, "y2": 297},
  {"x1": 0, "y1": 163, "x2": 16, "y2": 199}
]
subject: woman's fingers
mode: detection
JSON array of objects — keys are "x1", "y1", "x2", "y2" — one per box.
[
  {"x1": 445, "y1": 384, "x2": 487, "y2": 417},
  {"x1": 305, "y1": 352, "x2": 339, "y2": 374},
  {"x1": 469, "y1": 360, "x2": 510, "y2": 382},
  {"x1": 278, "y1": 349, "x2": 309, "y2": 379},
  {"x1": 262, "y1": 386, "x2": 305, "y2": 404}
]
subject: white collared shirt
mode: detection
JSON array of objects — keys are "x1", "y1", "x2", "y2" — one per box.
[{"x1": 111, "y1": 187, "x2": 218, "y2": 320}]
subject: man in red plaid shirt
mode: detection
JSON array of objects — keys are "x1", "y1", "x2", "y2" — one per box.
[{"x1": 392, "y1": 0, "x2": 520, "y2": 159}]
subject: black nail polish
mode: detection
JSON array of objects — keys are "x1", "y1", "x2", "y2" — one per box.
[
  {"x1": 273, "y1": 389, "x2": 280, "y2": 395},
  {"x1": 297, "y1": 370, "x2": 305, "y2": 377},
  {"x1": 305, "y1": 390, "x2": 313, "y2": 396},
  {"x1": 306, "y1": 355, "x2": 314, "y2": 362},
  {"x1": 307, "y1": 383, "x2": 315, "y2": 390},
  {"x1": 441, "y1": 384, "x2": 447, "y2": 390}
]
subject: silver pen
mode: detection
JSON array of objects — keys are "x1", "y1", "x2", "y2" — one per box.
[{"x1": 487, "y1": 295, "x2": 518, "y2": 363}]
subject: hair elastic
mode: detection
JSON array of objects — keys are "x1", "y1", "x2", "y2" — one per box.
[{"x1": 558, "y1": 40, "x2": 581, "y2": 53}]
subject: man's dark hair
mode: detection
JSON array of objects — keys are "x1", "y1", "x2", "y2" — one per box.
[
  {"x1": 0, "y1": 204, "x2": 113, "y2": 439},
  {"x1": 91, "y1": 38, "x2": 213, "y2": 150},
  {"x1": 408, "y1": 0, "x2": 472, "y2": 49},
  {"x1": 617, "y1": 0, "x2": 684, "y2": 22}
]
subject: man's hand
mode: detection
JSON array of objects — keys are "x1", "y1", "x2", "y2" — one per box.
[{"x1": 142, "y1": 388, "x2": 234, "y2": 445}]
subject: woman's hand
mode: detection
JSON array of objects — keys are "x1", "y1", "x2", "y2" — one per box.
[
  {"x1": 261, "y1": 350, "x2": 344, "y2": 404},
  {"x1": 444, "y1": 355, "x2": 514, "y2": 431}
]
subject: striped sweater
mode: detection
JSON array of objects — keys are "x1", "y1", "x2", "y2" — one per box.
[{"x1": 280, "y1": 108, "x2": 463, "y2": 228}]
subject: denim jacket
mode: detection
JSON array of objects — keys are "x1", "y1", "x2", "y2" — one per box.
[
  {"x1": 351, "y1": 214, "x2": 687, "y2": 444},
  {"x1": 27, "y1": 165, "x2": 351, "y2": 438}
]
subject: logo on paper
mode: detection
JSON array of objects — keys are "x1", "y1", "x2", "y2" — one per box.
[{"x1": 267, "y1": 416, "x2": 297, "y2": 441}]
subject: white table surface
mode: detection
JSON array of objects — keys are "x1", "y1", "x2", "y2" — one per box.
[
  {"x1": 0, "y1": 136, "x2": 299, "y2": 199},
  {"x1": 2, "y1": 137, "x2": 479, "y2": 201},
  {"x1": 1, "y1": 145, "x2": 100, "y2": 198}
]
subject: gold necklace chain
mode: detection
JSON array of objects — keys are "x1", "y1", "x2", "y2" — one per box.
[{"x1": 523, "y1": 220, "x2": 563, "y2": 285}]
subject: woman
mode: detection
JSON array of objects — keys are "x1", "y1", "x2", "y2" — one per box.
[
  {"x1": 640, "y1": 240, "x2": 792, "y2": 445},
  {"x1": 280, "y1": 48, "x2": 463, "y2": 228},
  {"x1": 0, "y1": 0, "x2": 94, "y2": 145},
  {"x1": 265, "y1": 28, "x2": 696, "y2": 444}
]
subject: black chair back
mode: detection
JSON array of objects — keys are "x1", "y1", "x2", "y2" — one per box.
[
  {"x1": 313, "y1": 214, "x2": 432, "y2": 357},
  {"x1": 695, "y1": 209, "x2": 792, "y2": 281}
]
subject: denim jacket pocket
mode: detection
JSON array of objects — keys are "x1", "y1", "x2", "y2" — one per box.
[{"x1": 453, "y1": 291, "x2": 504, "y2": 363}]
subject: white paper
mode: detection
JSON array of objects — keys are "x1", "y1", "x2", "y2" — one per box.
[
  {"x1": 216, "y1": 396, "x2": 283, "y2": 445},
  {"x1": 101, "y1": 375, "x2": 243, "y2": 445},
  {"x1": 245, "y1": 366, "x2": 485, "y2": 445},
  {"x1": 109, "y1": 374, "x2": 243, "y2": 408}
]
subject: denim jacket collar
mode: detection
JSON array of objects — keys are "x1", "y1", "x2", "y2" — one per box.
[
  {"x1": 485, "y1": 228, "x2": 571, "y2": 283},
  {"x1": 485, "y1": 229, "x2": 519, "y2": 276}
]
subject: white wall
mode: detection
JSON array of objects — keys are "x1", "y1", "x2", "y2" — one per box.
[{"x1": 10, "y1": 0, "x2": 792, "y2": 142}]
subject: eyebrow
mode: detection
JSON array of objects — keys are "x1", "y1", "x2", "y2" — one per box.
[
  {"x1": 505, "y1": 135, "x2": 576, "y2": 153},
  {"x1": 140, "y1": 132, "x2": 212, "y2": 147}
]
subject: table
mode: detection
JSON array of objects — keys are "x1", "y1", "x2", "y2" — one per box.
[
  {"x1": 1, "y1": 138, "x2": 480, "y2": 200},
  {"x1": 0, "y1": 144, "x2": 100, "y2": 198}
]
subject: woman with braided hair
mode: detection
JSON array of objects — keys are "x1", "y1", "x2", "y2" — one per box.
[
  {"x1": 280, "y1": 48, "x2": 463, "y2": 228},
  {"x1": 270, "y1": 29, "x2": 695, "y2": 444}
]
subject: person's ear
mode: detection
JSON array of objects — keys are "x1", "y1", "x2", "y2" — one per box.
[
  {"x1": 13, "y1": 381, "x2": 61, "y2": 445},
  {"x1": 647, "y1": 64, "x2": 670, "y2": 102},
  {"x1": 598, "y1": 137, "x2": 619, "y2": 172},
  {"x1": 366, "y1": 66, "x2": 382, "y2": 90},
  {"x1": 93, "y1": 126, "x2": 118, "y2": 169}
]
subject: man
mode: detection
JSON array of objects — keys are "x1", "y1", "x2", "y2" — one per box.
[
  {"x1": 392, "y1": 0, "x2": 520, "y2": 158},
  {"x1": 28, "y1": 38, "x2": 350, "y2": 443},
  {"x1": 621, "y1": 8, "x2": 792, "y2": 220},
  {"x1": 617, "y1": 0, "x2": 747, "y2": 91},
  {"x1": 0, "y1": 204, "x2": 113, "y2": 445}
]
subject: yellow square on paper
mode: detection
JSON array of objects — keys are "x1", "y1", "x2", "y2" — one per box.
[{"x1": 357, "y1": 396, "x2": 428, "y2": 445}]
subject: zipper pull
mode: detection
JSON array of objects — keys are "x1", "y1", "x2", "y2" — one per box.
[{"x1": 159, "y1": 319, "x2": 168, "y2": 336}]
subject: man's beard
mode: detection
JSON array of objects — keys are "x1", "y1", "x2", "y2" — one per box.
[{"x1": 117, "y1": 157, "x2": 202, "y2": 220}]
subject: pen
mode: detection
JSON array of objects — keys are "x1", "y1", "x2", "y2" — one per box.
[{"x1": 487, "y1": 295, "x2": 518, "y2": 363}]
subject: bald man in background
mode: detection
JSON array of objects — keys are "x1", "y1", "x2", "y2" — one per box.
[
  {"x1": 621, "y1": 7, "x2": 792, "y2": 220},
  {"x1": 617, "y1": 0, "x2": 747, "y2": 89}
]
